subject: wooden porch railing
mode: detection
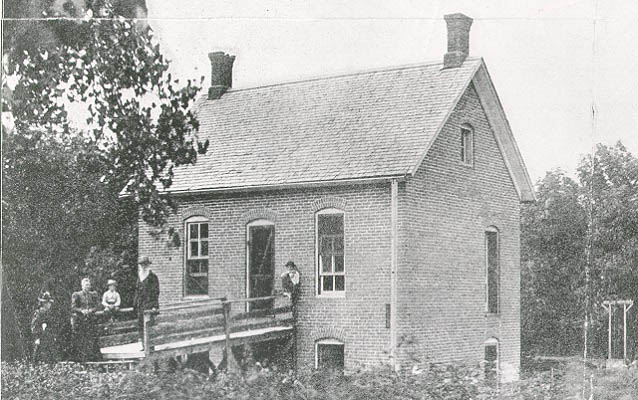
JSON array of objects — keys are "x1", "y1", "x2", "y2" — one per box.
[{"x1": 100, "y1": 294, "x2": 295, "y2": 361}]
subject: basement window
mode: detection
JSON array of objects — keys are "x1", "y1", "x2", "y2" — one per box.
[
  {"x1": 484, "y1": 338, "x2": 499, "y2": 386},
  {"x1": 461, "y1": 125, "x2": 474, "y2": 165},
  {"x1": 185, "y1": 216, "x2": 209, "y2": 296},
  {"x1": 316, "y1": 209, "x2": 345, "y2": 295},
  {"x1": 486, "y1": 227, "x2": 499, "y2": 314},
  {"x1": 316, "y1": 339, "x2": 345, "y2": 372}
]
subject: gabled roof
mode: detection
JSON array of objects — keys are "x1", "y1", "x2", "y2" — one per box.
[{"x1": 160, "y1": 57, "x2": 534, "y2": 202}]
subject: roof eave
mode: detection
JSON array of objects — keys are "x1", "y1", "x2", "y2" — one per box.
[
  {"x1": 118, "y1": 174, "x2": 408, "y2": 199},
  {"x1": 471, "y1": 61, "x2": 536, "y2": 202}
]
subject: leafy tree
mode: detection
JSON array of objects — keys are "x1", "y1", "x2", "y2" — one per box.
[
  {"x1": 522, "y1": 142, "x2": 638, "y2": 359},
  {"x1": 2, "y1": 1, "x2": 207, "y2": 359},
  {"x1": 521, "y1": 170, "x2": 588, "y2": 355}
]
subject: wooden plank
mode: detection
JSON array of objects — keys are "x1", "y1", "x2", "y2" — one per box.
[
  {"x1": 151, "y1": 326, "x2": 226, "y2": 347},
  {"x1": 229, "y1": 327, "x2": 293, "y2": 347},
  {"x1": 99, "y1": 331, "x2": 139, "y2": 348},
  {"x1": 151, "y1": 314, "x2": 225, "y2": 338},
  {"x1": 231, "y1": 305, "x2": 292, "y2": 321},
  {"x1": 160, "y1": 297, "x2": 225, "y2": 312},
  {"x1": 153, "y1": 304, "x2": 224, "y2": 325},
  {"x1": 230, "y1": 317, "x2": 293, "y2": 334},
  {"x1": 98, "y1": 319, "x2": 138, "y2": 332},
  {"x1": 95, "y1": 307, "x2": 135, "y2": 317},
  {"x1": 223, "y1": 295, "x2": 283, "y2": 305}
]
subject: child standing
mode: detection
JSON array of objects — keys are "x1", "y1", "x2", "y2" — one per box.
[{"x1": 102, "y1": 279, "x2": 121, "y2": 321}]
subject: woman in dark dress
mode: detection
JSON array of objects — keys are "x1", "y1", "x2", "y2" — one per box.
[
  {"x1": 71, "y1": 278, "x2": 101, "y2": 361},
  {"x1": 31, "y1": 291, "x2": 57, "y2": 362}
]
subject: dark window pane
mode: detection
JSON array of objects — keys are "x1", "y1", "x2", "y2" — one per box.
[
  {"x1": 486, "y1": 231, "x2": 499, "y2": 313},
  {"x1": 189, "y1": 224, "x2": 198, "y2": 239},
  {"x1": 318, "y1": 214, "x2": 344, "y2": 235},
  {"x1": 201, "y1": 241, "x2": 208, "y2": 256},
  {"x1": 190, "y1": 241, "x2": 198, "y2": 257},
  {"x1": 320, "y1": 237, "x2": 332, "y2": 256},
  {"x1": 321, "y1": 255, "x2": 332, "y2": 273},
  {"x1": 188, "y1": 260, "x2": 198, "y2": 273},
  {"x1": 334, "y1": 255, "x2": 344, "y2": 272},
  {"x1": 335, "y1": 275, "x2": 345, "y2": 291},
  {"x1": 317, "y1": 344, "x2": 344, "y2": 371},
  {"x1": 200, "y1": 223, "x2": 208, "y2": 238},
  {"x1": 322, "y1": 276, "x2": 333, "y2": 292},
  {"x1": 484, "y1": 345, "x2": 498, "y2": 385},
  {"x1": 334, "y1": 236, "x2": 344, "y2": 253},
  {"x1": 186, "y1": 260, "x2": 208, "y2": 295}
]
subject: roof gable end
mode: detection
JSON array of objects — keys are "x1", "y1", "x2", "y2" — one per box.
[{"x1": 410, "y1": 59, "x2": 535, "y2": 202}]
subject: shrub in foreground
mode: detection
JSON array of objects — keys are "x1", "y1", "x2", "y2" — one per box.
[{"x1": 5, "y1": 359, "x2": 634, "y2": 399}]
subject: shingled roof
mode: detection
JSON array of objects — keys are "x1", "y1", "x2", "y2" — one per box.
[{"x1": 165, "y1": 58, "x2": 486, "y2": 193}]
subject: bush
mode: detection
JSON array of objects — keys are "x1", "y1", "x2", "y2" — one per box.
[{"x1": 4, "y1": 359, "x2": 635, "y2": 399}]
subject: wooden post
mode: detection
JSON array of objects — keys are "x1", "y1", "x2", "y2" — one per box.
[
  {"x1": 222, "y1": 300, "x2": 232, "y2": 368},
  {"x1": 622, "y1": 303, "x2": 627, "y2": 360},
  {"x1": 626, "y1": 302, "x2": 634, "y2": 361},
  {"x1": 608, "y1": 304, "x2": 612, "y2": 360},
  {"x1": 143, "y1": 311, "x2": 152, "y2": 357}
]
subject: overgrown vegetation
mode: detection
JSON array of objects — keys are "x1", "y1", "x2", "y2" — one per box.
[{"x1": 3, "y1": 359, "x2": 602, "y2": 400}]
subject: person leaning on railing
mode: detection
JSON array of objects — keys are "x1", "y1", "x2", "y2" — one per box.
[{"x1": 281, "y1": 261, "x2": 301, "y2": 318}]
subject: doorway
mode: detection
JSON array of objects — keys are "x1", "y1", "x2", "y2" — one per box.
[{"x1": 246, "y1": 220, "x2": 275, "y2": 310}]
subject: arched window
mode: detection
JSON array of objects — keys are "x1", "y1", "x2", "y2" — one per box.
[
  {"x1": 484, "y1": 338, "x2": 499, "y2": 386},
  {"x1": 485, "y1": 226, "x2": 499, "y2": 313},
  {"x1": 315, "y1": 338, "x2": 345, "y2": 371},
  {"x1": 460, "y1": 124, "x2": 474, "y2": 165},
  {"x1": 316, "y1": 208, "x2": 345, "y2": 296},
  {"x1": 185, "y1": 216, "x2": 209, "y2": 296}
]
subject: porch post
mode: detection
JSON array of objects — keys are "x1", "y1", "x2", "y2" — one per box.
[{"x1": 143, "y1": 311, "x2": 152, "y2": 358}]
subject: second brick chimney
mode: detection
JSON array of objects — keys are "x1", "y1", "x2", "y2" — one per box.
[
  {"x1": 208, "y1": 51, "x2": 236, "y2": 100},
  {"x1": 443, "y1": 13, "x2": 473, "y2": 68}
]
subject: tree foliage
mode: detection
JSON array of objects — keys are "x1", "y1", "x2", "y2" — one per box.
[
  {"x1": 5, "y1": 1, "x2": 208, "y2": 225},
  {"x1": 522, "y1": 142, "x2": 638, "y2": 358},
  {"x1": 2, "y1": 1, "x2": 206, "y2": 360}
]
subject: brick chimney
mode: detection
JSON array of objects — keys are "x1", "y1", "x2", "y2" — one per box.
[
  {"x1": 443, "y1": 13, "x2": 473, "y2": 68},
  {"x1": 208, "y1": 52, "x2": 235, "y2": 99}
]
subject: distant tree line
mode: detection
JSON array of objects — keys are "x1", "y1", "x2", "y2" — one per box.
[{"x1": 521, "y1": 142, "x2": 638, "y2": 359}]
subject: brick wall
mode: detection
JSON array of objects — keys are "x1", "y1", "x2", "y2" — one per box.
[
  {"x1": 138, "y1": 184, "x2": 393, "y2": 370},
  {"x1": 397, "y1": 82, "x2": 521, "y2": 380}
]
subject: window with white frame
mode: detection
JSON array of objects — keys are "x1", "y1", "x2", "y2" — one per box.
[
  {"x1": 484, "y1": 338, "x2": 499, "y2": 386},
  {"x1": 485, "y1": 227, "x2": 499, "y2": 314},
  {"x1": 315, "y1": 339, "x2": 345, "y2": 371},
  {"x1": 185, "y1": 216, "x2": 209, "y2": 296},
  {"x1": 461, "y1": 125, "x2": 474, "y2": 165},
  {"x1": 316, "y1": 209, "x2": 345, "y2": 295}
]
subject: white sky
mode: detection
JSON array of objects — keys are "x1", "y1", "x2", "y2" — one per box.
[{"x1": 146, "y1": 0, "x2": 638, "y2": 182}]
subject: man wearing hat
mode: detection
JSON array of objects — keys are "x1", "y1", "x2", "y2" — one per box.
[
  {"x1": 134, "y1": 256, "x2": 160, "y2": 343},
  {"x1": 31, "y1": 291, "x2": 57, "y2": 362},
  {"x1": 102, "y1": 279, "x2": 121, "y2": 321}
]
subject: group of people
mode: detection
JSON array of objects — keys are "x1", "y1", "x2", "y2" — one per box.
[
  {"x1": 31, "y1": 257, "x2": 301, "y2": 363},
  {"x1": 31, "y1": 256, "x2": 160, "y2": 362}
]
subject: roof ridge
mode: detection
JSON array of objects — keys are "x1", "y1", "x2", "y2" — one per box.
[{"x1": 220, "y1": 57, "x2": 482, "y2": 95}]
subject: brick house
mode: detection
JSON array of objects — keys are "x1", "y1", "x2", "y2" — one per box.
[{"x1": 135, "y1": 13, "x2": 534, "y2": 380}]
